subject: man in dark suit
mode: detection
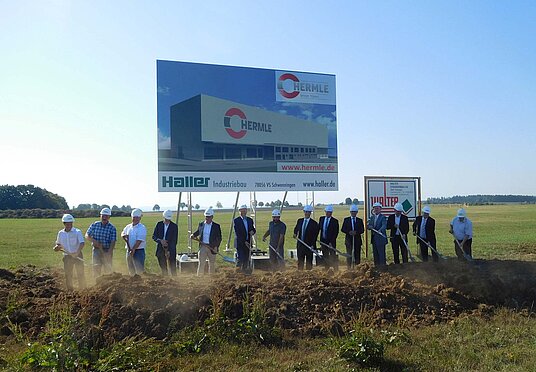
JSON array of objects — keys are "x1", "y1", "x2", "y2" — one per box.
[
  {"x1": 152, "y1": 210, "x2": 178, "y2": 276},
  {"x1": 367, "y1": 202, "x2": 388, "y2": 265},
  {"x1": 233, "y1": 204, "x2": 256, "y2": 273},
  {"x1": 341, "y1": 204, "x2": 365, "y2": 269},
  {"x1": 318, "y1": 205, "x2": 339, "y2": 270},
  {"x1": 386, "y1": 203, "x2": 410, "y2": 264},
  {"x1": 293, "y1": 204, "x2": 319, "y2": 270},
  {"x1": 413, "y1": 206, "x2": 437, "y2": 262},
  {"x1": 191, "y1": 208, "x2": 222, "y2": 275}
]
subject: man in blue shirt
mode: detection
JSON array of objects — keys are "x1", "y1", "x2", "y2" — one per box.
[{"x1": 86, "y1": 207, "x2": 117, "y2": 276}]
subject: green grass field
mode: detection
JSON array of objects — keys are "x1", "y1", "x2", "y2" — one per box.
[
  {"x1": 1, "y1": 204, "x2": 536, "y2": 371},
  {"x1": 1, "y1": 204, "x2": 535, "y2": 272}
]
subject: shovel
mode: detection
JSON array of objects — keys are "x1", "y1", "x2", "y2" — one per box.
[
  {"x1": 54, "y1": 247, "x2": 94, "y2": 266},
  {"x1": 450, "y1": 233, "x2": 474, "y2": 262},
  {"x1": 317, "y1": 240, "x2": 351, "y2": 258},
  {"x1": 268, "y1": 244, "x2": 285, "y2": 261},
  {"x1": 192, "y1": 237, "x2": 236, "y2": 264},
  {"x1": 415, "y1": 235, "x2": 447, "y2": 260},
  {"x1": 294, "y1": 236, "x2": 322, "y2": 257},
  {"x1": 397, "y1": 227, "x2": 417, "y2": 263}
]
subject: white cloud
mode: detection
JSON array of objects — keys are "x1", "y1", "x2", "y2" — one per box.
[{"x1": 158, "y1": 130, "x2": 171, "y2": 149}]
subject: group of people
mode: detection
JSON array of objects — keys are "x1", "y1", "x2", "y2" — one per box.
[
  {"x1": 53, "y1": 203, "x2": 474, "y2": 289},
  {"x1": 54, "y1": 207, "x2": 180, "y2": 290}
]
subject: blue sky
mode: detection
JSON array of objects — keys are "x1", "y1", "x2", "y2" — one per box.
[{"x1": 1, "y1": 1, "x2": 535, "y2": 210}]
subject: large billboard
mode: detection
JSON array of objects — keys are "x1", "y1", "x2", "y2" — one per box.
[
  {"x1": 364, "y1": 177, "x2": 421, "y2": 219},
  {"x1": 157, "y1": 61, "x2": 337, "y2": 192}
]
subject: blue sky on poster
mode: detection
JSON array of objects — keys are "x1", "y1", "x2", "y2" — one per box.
[
  {"x1": 156, "y1": 61, "x2": 338, "y2": 155},
  {"x1": 1, "y1": 1, "x2": 535, "y2": 210}
]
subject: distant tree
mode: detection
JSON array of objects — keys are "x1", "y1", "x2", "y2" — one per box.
[
  {"x1": 216, "y1": 201, "x2": 223, "y2": 208},
  {"x1": 352, "y1": 198, "x2": 359, "y2": 205},
  {"x1": 180, "y1": 202, "x2": 186, "y2": 210},
  {"x1": 194, "y1": 204, "x2": 200, "y2": 210},
  {"x1": 339, "y1": 202, "x2": 344, "y2": 205},
  {"x1": 345, "y1": 197, "x2": 352, "y2": 205},
  {"x1": 297, "y1": 202, "x2": 303, "y2": 207},
  {"x1": 153, "y1": 204, "x2": 160, "y2": 211},
  {"x1": 112, "y1": 205, "x2": 120, "y2": 211},
  {"x1": 283, "y1": 201, "x2": 290, "y2": 207},
  {"x1": 0, "y1": 184, "x2": 68, "y2": 210},
  {"x1": 252, "y1": 200, "x2": 257, "y2": 207},
  {"x1": 258, "y1": 201, "x2": 264, "y2": 207},
  {"x1": 274, "y1": 200, "x2": 282, "y2": 207}
]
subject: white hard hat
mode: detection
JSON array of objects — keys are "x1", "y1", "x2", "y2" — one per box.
[
  {"x1": 422, "y1": 206, "x2": 431, "y2": 214},
  {"x1": 372, "y1": 202, "x2": 382, "y2": 208},
  {"x1": 239, "y1": 204, "x2": 248, "y2": 210},
  {"x1": 350, "y1": 204, "x2": 358, "y2": 212},
  {"x1": 163, "y1": 210, "x2": 173, "y2": 219},
  {"x1": 457, "y1": 208, "x2": 466, "y2": 218},
  {"x1": 394, "y1": 203, "x2": 403, "y2": 212},
  {"x1": 324, "y1": 205, "x2": 333, "y2": 212},
  {"x1": 179, "y1": 254, "x2": 190, "y2": 262},
  {"x1": 303, "y1": 204, "x2": 313, "y2": 212},
  {"x1": 62, "y1": 214, "x2": 74, "y2": 223},
  {"x1": 204, "y1": 207, "x2": 214, "y2": 216},
  {"x1": 131, "y1": 208, "x2": 143, "y2": 218},
  {"x1": 100, "y1": 207, "x2": 112, "y2": 216},
  {"x1": 272, "y1": 209, "x2": 281, "y2": 217}
]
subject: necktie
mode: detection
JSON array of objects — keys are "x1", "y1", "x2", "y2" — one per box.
[
  {"x1": 302, "y1": 219, "x2": 308, "y2": 238},
  {"x1": 351, "y1": 217, "x2": 355, "y2": 231},
  {"x1": 323, "y1": 218, "x2": 329, "y2": 239}
]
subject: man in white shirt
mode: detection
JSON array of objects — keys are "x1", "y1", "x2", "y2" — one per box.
[
  {"x1": 449, "y1": 208, "x2": 473, "y2": 260},
  {"x1": 121, "y1": 208, "x2": 147, "y2": 275},
  {"x1": 54, "y1": 214, "x2": 86, "y2": 290},
  {"x1": 191, "y1": 208, "x2": 222, "y2": 275}
]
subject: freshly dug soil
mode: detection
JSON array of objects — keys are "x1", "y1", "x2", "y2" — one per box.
[{"x1": 1, "y1": 259, "x2": 535, "y2": 345}]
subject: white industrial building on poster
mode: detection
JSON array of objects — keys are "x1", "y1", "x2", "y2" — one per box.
[{"x1": 159, "y1": 94, "x2": 336, "y2": 173}]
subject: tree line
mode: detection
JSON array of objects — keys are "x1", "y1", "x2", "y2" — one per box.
[{"x1": 426, "y1": 195, "x2": 536, "y2": 205}]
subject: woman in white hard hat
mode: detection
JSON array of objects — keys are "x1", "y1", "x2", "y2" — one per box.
[
  {"x1": 191, "y1": 207, "x2": 222, "y2": 275},
  {"x1": 262, "y1": 209, "x2": 286, "y2": 271},
  {"x1": 121, "y1": 208, "x2": 147, "y2": 275},
  {"x1": 412, "y1": 206, "x2": 438, "y2": 262},
  {"x1": 54, "y1": 214, "x2": 86, "y2": 290}
]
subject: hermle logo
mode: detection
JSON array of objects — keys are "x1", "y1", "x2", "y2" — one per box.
[
  {"x1": 224, "y1": 108, "x2": 272, "y2": 139},
  {"x1": 277, "y1": 73, "x2": 330, "y2": 99}
]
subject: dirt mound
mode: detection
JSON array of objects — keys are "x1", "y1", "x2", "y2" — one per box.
[{"x1": 0, "y1": 259, "x2": 535, "y2": 344}]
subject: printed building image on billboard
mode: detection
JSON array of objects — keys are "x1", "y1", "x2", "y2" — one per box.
[{"x1": 157, "y1": 61, "x2": 337, "y2": 191}]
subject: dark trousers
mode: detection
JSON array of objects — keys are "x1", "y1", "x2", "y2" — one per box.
[
  {"x1": 157, "y1": 248, "x2": 177, "y2": 276},
  {"x1": 269, "y1": 245, "x2": 285, "y2": 271},
  {"x1": 455, "y1": 239, "x2": 472, "y2": 260},
  {"x1": 236, "y1": 242, "x2": 251, "y2": 271},
  {"x1": 297, "y1": 244, "x2": 313, "y2": 270},
  {"x1": 320, "y1": 239, "x2": 338, "y2": 271},
  {"x1": 391, "y1": 235, "x2": 408, "y2": 264},
  {"x1": 418, "y1": 240, "x2": 438, "y2": 262},
  {"x1": 63, "y1": 254, "x2": 86, "y2": 290},
  {"x1": 345, "y1": 237, "x2": 361, "y2": 268}
]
